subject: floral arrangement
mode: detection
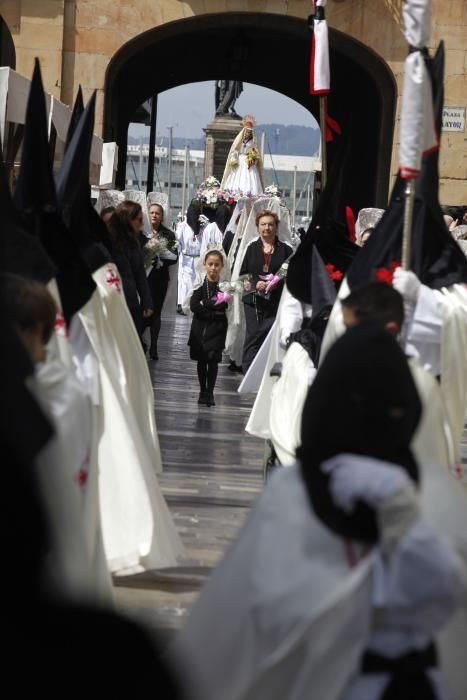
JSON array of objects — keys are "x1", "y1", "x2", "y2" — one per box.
[
  {"x1": 192, "y1": 176, "x2": 237, "y2": 208},
  {"x1": 246, "y1": 146, "x2": 260, "y2": 169},
  {"x1": 264, "y1": 184, "x2": 280, "y2": 198},
  {"x1": 375, "y1": 260, "x2": 401, "y2": 284},
  {"x1": 143, "y1": 235, "x2": 178, "y2": 269}
]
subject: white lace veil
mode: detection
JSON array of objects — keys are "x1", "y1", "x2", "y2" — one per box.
[
  {"x1": 95, "y1": 189, "x2": 151, "y2": 235},
  {"x1": 147, "y1": 191, "x2": 172, "y2": 228},
  {"x1": 355, "y1": 208, "x2": 385, "y2": 245}
]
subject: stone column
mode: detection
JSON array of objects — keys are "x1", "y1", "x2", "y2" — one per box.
[{"x1": 203, "y1": 116, "x2": 242, "y2": 182}]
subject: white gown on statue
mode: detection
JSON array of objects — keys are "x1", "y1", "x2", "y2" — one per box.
[{"x1": 222, "y1": 143, "x2": 263, "y2": 196}]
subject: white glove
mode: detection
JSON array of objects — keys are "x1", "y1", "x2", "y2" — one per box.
[
  {"x1": 392, "y1": 268, "x2": 421, "y2": 304},
  {"x1": 321, "y1": 453, "x2": 411, "y2": 513},
  {"x1": 159, "y1": 250, "x2": 177, "y2": 261}
]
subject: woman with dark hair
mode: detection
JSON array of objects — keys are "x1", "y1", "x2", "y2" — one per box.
[
  {"x1": 174, "y1": 324, "x2": 467, "y2": 700},
  {"x1": 108, "y1": 201, "x2": 153, "y2": 337},
  {"x1": 140, "y1": 202, "x2": 178, "y2": 360},
  {"x1": 100, "y1": 206, "x2": 115, "y2": 229}
]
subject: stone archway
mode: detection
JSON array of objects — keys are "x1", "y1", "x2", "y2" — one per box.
[
  {"x1": 0, "y1": 15, "x2": 16, "y2": 69},
  {"x1": 104, "y1": 12, "x2": 396, "y2": 210}
]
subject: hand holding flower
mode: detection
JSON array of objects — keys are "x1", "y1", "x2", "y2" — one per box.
[
  {"x1": 263, "y1": 274, "x2": 281, "y2": 294},
  {"x1": 213, "y1": 291, "x2": 233, "y2": 305}
]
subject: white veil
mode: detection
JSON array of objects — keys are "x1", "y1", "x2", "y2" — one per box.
[
  {"x1": 147, "y1": 191, "x2": 172, "y2": 228},
  {"x1": 95, "y1": 189, "x2": 151, "y2": 235},
  {"x1": 355, "y1": 207, "x2": 385, "y2": 245}
]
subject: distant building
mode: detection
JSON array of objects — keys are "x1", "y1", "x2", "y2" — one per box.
[{"x1": 125, "y1": 144, "x2": 321, "y2": 224}]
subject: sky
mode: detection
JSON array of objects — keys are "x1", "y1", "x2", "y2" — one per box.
[{"x1": 128, "y1": 81, "x2": 318, "y2": 142}]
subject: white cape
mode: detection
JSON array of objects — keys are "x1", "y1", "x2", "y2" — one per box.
[
  {"x1": 72, "y1": 289, "x2": 183, "y2": 573},
  {"x1": 269, "y1": 342, "x2": 316, "y2": 465},
  {"x1": 174, "y1": 459, "x2": 467, "y2": 700},
  {"x1": 174, "y1": 465, "x2": 374, "y2": 700},
  {"x1": 32, "y1": 358, "x2": 112, "y2": 603},
  {"x1": 93, "y1": 262, "x2": 163, "y2": 475}
]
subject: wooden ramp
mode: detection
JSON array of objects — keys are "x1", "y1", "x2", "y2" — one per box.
[{"x1": 113, "y1": 312, "x2": 264, "y2": 638}]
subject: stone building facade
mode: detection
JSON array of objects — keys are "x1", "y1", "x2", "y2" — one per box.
[{"x1": 0, "y1": 0, "x2": 465, "y2": 204}]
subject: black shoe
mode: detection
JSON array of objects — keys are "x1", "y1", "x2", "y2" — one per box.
[
  {"x1": 198, "y1": 391, "x2": 207, "y2": 405},
  {"x1": 177, "y1": 305, "x2": 185, "y2": 315},
  {"x1": 149, "y1": 348, "x2": 159, "y2": 360},
  {"x1": 206, "y1": 392, "x2": 215, "y2": 407},
  {"x1": 228, "y1": 361, "x2": 239, "y2": 373}
]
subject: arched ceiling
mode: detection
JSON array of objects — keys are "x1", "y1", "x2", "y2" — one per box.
[{"x1": 104, "y1": 12, "x2": 396, "y2": 209}]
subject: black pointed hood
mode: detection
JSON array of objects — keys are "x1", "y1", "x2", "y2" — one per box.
[
  {"x1": 0, "y1": 130, "x2": 55, "y2": 283},
  {"x1": 215, "y1": 203, "x2": 233, "y2": 233},
  {"x1": 65, "y1": 85, "x2": 84, "y2": 152},
  {"x1": 310, "y1": 246, "x2": 337, "y2": 322},
  {"x1": 13, "y1": 60, "x2": 56, "y2": 218},
  {"x1": 12, "y1": 60, "x2": 95, "y2": 321},
  {"x1": 56, "y1": 91, "x2": 112, "y2": 272},
  {"x1": 56, "y1": 91, "x2": 96, "y2": 219},
  {"x1": 298, "y1": 323, "x2": 421, "y2": 544},
  {"x1": 347, "y1": 42, "x2": 467, "y2": 291},
  {"x1": 289, "y1": 246, "x2": 338, "y2": 366},
  {"x1": 186, "y1": 201, "x2": 202, "y2": 236},
  {"x1": 286, "y1": 134, "x2": 359, "y2": 305}
]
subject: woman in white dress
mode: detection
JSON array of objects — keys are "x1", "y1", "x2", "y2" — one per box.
[{"x1": 221, "y1": 115, "x2": 264, "y2": 196}]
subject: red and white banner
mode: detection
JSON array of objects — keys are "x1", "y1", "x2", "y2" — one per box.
[
  {"x1": 399, "y1": 0, "x2": 437, "y2": 179},
  {"x1": 309, "y1": 0, "x2": 330, "y2": 95}
]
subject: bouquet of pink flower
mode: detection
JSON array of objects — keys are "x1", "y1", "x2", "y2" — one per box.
[
  {"x1": 256, "y1": 259, "x2": 290, "y2": 299},
  {"x1": 213, "y1": 290, "x2": 233, "y2": 305}
]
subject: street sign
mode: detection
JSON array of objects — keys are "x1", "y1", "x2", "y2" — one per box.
[{"x1": 442, "y1": 107, "x2": 465, "y2": 132}]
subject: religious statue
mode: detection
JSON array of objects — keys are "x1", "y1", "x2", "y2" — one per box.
[
  {"x1": 215, "y1": 80, "x2": 243, "y2": 118},
  {"x1": 221, "y1": 114, "x2": 264, "y2": 195}
]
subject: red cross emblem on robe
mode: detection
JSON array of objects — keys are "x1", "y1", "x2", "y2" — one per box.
[
  {"x1": 105, "y1": 265, "x2": 122, "y2": 293},
  {"x1": 54, "y1": 311, "x2": 68, "y2": 338}
]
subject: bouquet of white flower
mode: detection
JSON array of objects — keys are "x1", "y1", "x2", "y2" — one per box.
[
  {"x1": 264, "y1": 184, "x2": 280, "y2": 198},
  {"x1": 218, "y1": 275, "x2": 254, "y2": 298},
  {"x1": 143, "y1": 236, "x2": 178, "y2": 269}
]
